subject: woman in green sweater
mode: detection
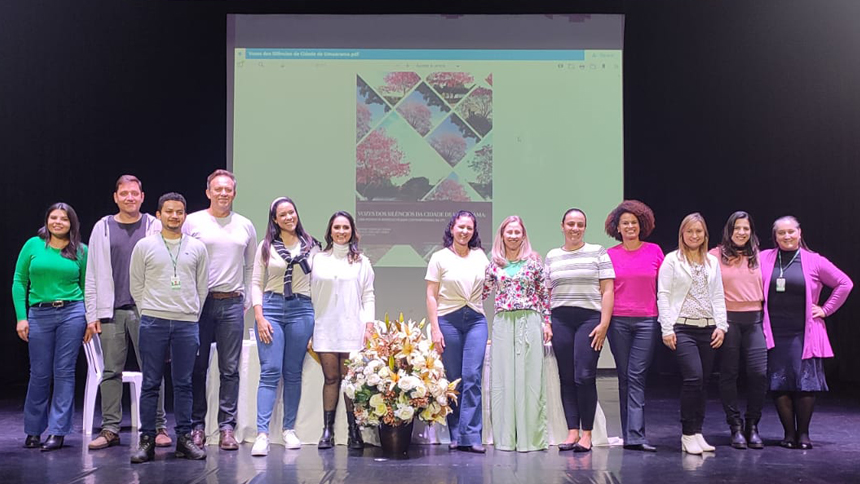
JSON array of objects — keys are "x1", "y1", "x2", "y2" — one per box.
[{"x1": 12, "y1": 202, "x2": 88, "y2": 451}]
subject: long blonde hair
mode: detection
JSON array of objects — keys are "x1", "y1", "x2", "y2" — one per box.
[
  {"x1": 678, "y1": 212, "x2": 710, "y2": 266},
  {"x1": 491, "y1": 215, "x2": 537, "y2": 267}
]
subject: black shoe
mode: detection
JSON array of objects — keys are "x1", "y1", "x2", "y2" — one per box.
[
  {"x1": 573, "y1": 443, "x2": 592, "y2": 453},
  {"x1": 460, "y1": 444, "x2": 485, "y2": 454},
  {"x1": 745, "y1": 420, "x2": 764, "y2": 449},
  {"x1": 798, "y1": 434, "x2": 813, "y2": 450},
  {"x1": 779, "y1": 439, "x2": 797, "y2": 449},
  {"x1": 558, "y1": 442, "x2": 576, "y2": 452},
  {"x1": 24, "y1": 435, "x2": 41, "y2": 449},
  {"x1": 40, "y1": 435, "x2": 64, "y2": 452},
  {"x1": 346, "y1": 411, "x2": 364, "y2": 450},
  {"x1": 131, "y1": 434, "x2": 156, "y2": 464},
  {"x1": 623, "y1": 443, "x2": 657, "y2": 452},
  {"x1": 175, "y1": 433, "x2": 206, "y2": 460},
  {"x1": 730, "y1": 426, "x2": 748, "y2": 449},
  {"x1": 318, "y1": 410, "x2": 335, "y2": 449}
]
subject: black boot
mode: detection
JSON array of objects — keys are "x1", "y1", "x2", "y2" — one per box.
[
  {"x1": 175, "y1": 433, "x2": 206, "y2": 460},
  {"x1": 318, "y1": 411, "x2": 335, "y2": 449},
  {"x1": 730, "y1": 425, "x2": 747, "y2": 449},
  {"x1": 40, "y1": 435, "x2": 64, "y2": 452},
  {"x1": 131, "y1": 434, "x2": 156, "y2": 464},
  {"x1": 347, "y1": 411, "x2": 364, "y2": 450},
  {"x1": 745, "y1": 419, "x2": 764, "y2": 449}
]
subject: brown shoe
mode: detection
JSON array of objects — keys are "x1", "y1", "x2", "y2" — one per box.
[
  {"x1": 191, "y1": 428, "x2": 205, "y2": 449},
  {"x1": 219, "y1": 429, "x2": 239, "y2": 451},
  {"x1": 88, "y1": 429, "x2": 120, "y2": 450},
  {"x1": 155, "y1": 428, "x2": 173, "y2": 448}
]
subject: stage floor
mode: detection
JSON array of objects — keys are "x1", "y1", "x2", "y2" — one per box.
[{"x1": 2, "y1": 377, "x2": 859, "y2": 484}]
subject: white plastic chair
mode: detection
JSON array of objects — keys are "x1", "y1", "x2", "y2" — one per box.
[{"x1": 82, "y1": 333, "x2": 142, "y2": 435}]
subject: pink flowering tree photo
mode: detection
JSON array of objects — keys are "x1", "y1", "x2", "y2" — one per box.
[
  {"x1": 356, "y1": 128, "x2": 411, "y2": 200},
  {"x1": 426, "y1": 72, "x2": 475, "y2": 105}
]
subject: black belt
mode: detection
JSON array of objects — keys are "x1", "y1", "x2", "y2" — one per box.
[
  {"x1": 116, "y1": 304, "x2": 137, "y2": 311},
  {"x1": 284, "y1": 293, "x2": 311, "y2": 301},
  {"x1": 33, "y1": 300, "x2": 76, "y2": 308}
]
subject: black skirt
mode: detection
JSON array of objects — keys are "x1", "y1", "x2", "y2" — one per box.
[{"x1": 767, "y1": 331, "x2": 828, "y2": 392}]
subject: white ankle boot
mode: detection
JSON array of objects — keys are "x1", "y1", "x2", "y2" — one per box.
[
  {"x1": 681, "y1": 435, "x2": 703, "y2": 454},
  {"x1": 695, "y1": 433, "x2": 715, "y2": 452}
]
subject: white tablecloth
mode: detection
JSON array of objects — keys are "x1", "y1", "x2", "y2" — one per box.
[{"x1": 205, "y1": 340, "x2": 612, "y2": 446}]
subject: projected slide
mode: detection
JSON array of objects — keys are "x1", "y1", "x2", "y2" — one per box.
[{"x1": 228, "y1": 16, "x2": 625, "y2": 356}]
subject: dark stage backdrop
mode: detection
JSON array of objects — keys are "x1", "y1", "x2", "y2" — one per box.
[{"x1": 2, "y1": 1, "x2": 858, "y2": 393}]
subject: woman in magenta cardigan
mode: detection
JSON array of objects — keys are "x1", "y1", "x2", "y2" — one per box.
[{"x1": 762, "y1": 216, "x2": 852, "y2": 449}]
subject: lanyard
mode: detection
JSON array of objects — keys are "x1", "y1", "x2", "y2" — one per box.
[
  {"x1": 161, "y1": 235, "x2": 183, "y2": 276},
  {"x1": 778, "y1": 250, "x2": 799, "y2": 278}
]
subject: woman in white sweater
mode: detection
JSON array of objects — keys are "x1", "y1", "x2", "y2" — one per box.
[
  {"x1": 312, "y1": 211, "x2": 375, "y2": 450},
  {"x1": 657, "y1": 212, "x2": 727, "y2": 455}
]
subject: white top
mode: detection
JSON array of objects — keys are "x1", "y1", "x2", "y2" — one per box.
[
  {"x1": 311, "y1": 244, "x2": 376, "y2": 352},
  {"x1": 183, "y1": 210, "x2": 257, "y2": 309},
  {"x1": 545, "y1": 243, "x2": 615, "y2": 312},
  {"x1": 425, "y1": 247, "x2": 489, "y2": 316},
  {"x1": 657, "y1": 250, "x2": 728, "y2": 336},
  {"x1": 251, "y1": 239, "x2": 318, "y2": 305}
]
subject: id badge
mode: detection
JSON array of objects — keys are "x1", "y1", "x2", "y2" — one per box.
[
  {"x1": 170, "y1": 276, "x2": 181, "y2": 290},
  {"x1": 775, "y1": 277, "x2": 786, "y2": 292}
]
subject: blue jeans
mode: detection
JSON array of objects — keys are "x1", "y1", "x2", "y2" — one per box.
[
  {"x1": 438, "y1": 306, "x2": 488, "y2": 446},
  {"x1": 191, "y1": 295, "x2": 245, "y2": 431},
  {"x1": 608, "y1": 316, "x2": 658, "y2": 445},
  {"x1": 25, "y1": 301, "x2": 86, "y2": 436},
  {"x1": 255, "y1": 293, "x2": 314, "y2": 432},
  {"x1": 139, "y1": 316, "x2": 200, "y2": 437}
]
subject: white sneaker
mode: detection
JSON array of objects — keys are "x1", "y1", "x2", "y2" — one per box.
[
  {"x1": 283, "y1": 429, "x2": 302, "y2": 449},
  {"x1": 251, "y1": 433, "x2": 269, "y2": 456},
  {"x1": 694, "y1": 433, "x2": 715, "y2": 452},
  {"x1": 681, "y1": 435, "x2": 703, "y2": 455}
]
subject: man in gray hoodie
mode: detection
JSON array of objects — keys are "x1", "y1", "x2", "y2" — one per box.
[
  {"x1": 129, "y1": 192, "x2": 209, "y2": 464},
  {"x1": 84, "y1": 175, "x2": 171, "y2": 450}
]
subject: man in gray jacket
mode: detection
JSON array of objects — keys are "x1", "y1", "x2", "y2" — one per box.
[
  {"x1": 130, "y1": 192, "x2": 209, "y2": 464},
  {"x1": 84, "y1": 175, "x2": 171, "y2": 449}
]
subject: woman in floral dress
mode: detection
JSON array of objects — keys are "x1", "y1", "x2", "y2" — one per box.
[{"x1": 483, "y1": 216, "x2": 552, "y2": 452}]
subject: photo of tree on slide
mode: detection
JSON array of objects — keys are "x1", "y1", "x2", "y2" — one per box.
[{"x1": 355, "y1": 71, "x2": 493, "y2": 265}]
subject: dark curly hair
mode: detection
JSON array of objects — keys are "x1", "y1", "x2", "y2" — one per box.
[
  {"x1": 442, "y1": 210, "x2": 482, "y2": 250},
  {"x1": 604, "y1": 200, "x2": 656, "y2": 241}
]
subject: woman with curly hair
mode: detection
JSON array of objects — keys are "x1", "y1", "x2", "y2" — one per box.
[{"x1": 604, "y1": 200, "x2": 663, "y2": 452}]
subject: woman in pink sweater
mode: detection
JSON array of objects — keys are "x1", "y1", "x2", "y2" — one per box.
[
  {"x1": 762, "y1": 216, "x2": 852, "y2": 449},
  {"x1": 710, "y1": 212, "x2": 766, "y2": 449}
]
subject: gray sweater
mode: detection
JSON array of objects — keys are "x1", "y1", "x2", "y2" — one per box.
[{"x1": 129, "y1": 233, "x2": 209, "y2": 322}]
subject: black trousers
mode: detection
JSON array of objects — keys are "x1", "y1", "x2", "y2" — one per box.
[
  {"x1": 674, "y1": 325, "x2": 717, "y2": 436},
  {"x1": 552, "y1": 307, "x2": 602, "y2": 431},
  {"x1": 718, "y1": 311, "x2": 767, "y2": 426}
]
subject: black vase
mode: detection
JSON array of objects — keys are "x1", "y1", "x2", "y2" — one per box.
[{"x1": 378, "y1": 419, "x2": 414, "y2": 458}]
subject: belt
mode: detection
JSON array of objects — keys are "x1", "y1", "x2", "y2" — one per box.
[
  {"x1": 284, "y1": 293, "x2": 311, "y2": 301},
  {"x1": 116, "y1": 304, "x2": 137, "y2": 311},
  {"x1": 209, "y1": 291, "x2": 243, "y2": 300},
  {"x1": 33, "y1": 300, "x2": 75, "y2": 308},
  {"x1": 675, "y1": 317, "x2": 716, "y2": 328}
]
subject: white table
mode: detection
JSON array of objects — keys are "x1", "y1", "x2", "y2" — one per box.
[{"x1": 205, "y1": 340, "x2": 612, "y2": 446}]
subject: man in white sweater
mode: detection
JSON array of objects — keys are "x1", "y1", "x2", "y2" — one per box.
[
  {"x1": 183, "y1": 169, "x2": 256, "y2": 450},
  {"x1": 129, "y1": 193, "x2": 209, "y2": 464}
]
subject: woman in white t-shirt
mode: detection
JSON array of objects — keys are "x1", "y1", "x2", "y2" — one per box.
[
  {"x1": 311, "y1": 211, "x2": 375, "y2": 451},
  {"x1": 544, "y1": 208, "x2": 615, "y2": 452},
  {"x1": 425, "y1": 210, "x2": 490, "y2": 454}
]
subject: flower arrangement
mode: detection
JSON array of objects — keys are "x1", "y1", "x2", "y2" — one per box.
[{"x1": 342, "y1": 314, "x2": 460, "y2": 427}]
